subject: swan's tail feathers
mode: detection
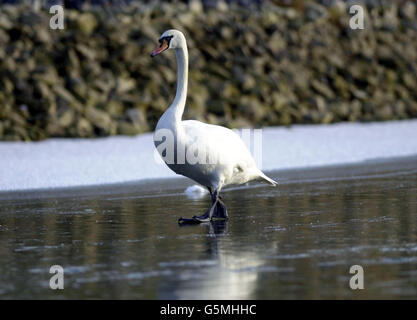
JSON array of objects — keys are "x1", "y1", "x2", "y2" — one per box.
[{"x1": 258, "y1": 172, "x2": 278, "y2": 186}]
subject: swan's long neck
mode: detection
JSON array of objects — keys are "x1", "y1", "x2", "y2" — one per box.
[{"x1": 169, "y1": 46, "x2": 188, "y2": 123}]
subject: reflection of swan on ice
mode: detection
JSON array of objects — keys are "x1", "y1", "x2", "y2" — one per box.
[{"x1": 161, "y1": 221, "x2": 269, "y2": 299}]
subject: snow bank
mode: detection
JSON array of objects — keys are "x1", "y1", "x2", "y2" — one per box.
[{"x1": 1, "y1": 120, "x2": 416, "y2": 191}]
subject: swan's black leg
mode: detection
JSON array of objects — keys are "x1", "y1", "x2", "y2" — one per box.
[
  {"x1": 212, "y1": 196, "x2": 228, "y2": 220},
  {"x1": 189, "y1": 191, "x2": 217, "y2": 222},
  {"x1": 178, "y1": 187, "x2": 226, "y2": 224},
  {"x1": 178, "y1": 190, "x2": 216, "y2": 224}
]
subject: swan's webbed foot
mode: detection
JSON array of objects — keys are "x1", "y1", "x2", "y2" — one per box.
[
  {"x1": 178, "y1": 206, "x2": 212, "y2": 224},
  {"x1": 192, "y1": 214, "x2": 211, "y2": 223},
  {"x1": 178, "y1": 203, "x2": 228, "y2": 224},
  {"x1": 178, "y1": 216, "x2": 203, "y2": 224},
  {"x1": 178, "y1": 186, "x2": 228, "y2": 225}
]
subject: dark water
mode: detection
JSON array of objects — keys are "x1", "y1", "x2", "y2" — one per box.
[{"x1": 0, "y1": 156, "x2": 416, "y2": 299}]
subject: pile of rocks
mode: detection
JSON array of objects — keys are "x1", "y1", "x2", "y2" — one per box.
[{"x1": 0, "y1": 0, "x2": 416, "y2": 140}]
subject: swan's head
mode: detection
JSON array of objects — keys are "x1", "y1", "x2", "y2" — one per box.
[{"x1": 150, "y1": 29, "x2": 186, "y2": 57}]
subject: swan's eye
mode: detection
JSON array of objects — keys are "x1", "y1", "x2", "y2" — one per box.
[
  {"x1": 161, "y1": 36, "x2": 173, "y2": 47},
  {"x1": 151, "y1": 35, "x2": 174, "y2": 57}
]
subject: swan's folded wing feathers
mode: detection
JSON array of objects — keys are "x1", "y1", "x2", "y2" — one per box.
[{"x1": 182, "y1": 120, "x2": 258, "y2": 171}]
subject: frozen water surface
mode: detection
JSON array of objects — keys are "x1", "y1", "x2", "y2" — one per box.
[
  {"x1": 0, "y1": 156, "x2": 416, "y2": 299},
  {"x1": 0, "y1": 120, "x2": 416, "y2": 298}
]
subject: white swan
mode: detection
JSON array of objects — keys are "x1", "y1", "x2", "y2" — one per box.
[{"x1": 151, "y1": 29, "x2": 277, "y2": 223}]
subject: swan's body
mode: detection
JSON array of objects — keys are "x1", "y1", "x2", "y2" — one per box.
[{"x1": 151, "y1": 30, "x2": 277, "y2": 223}]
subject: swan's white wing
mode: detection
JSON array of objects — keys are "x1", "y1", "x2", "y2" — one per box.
[
  {"x1": 182, "y1": 120, "x2": 261, "y2": 186},
  {"x1": 182, "y1": 120, "x2": 254, "y2": 165}
]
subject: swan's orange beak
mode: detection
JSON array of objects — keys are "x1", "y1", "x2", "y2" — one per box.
[{"x1": 150, "y1": 39, "x2": 169, "y2": 57}]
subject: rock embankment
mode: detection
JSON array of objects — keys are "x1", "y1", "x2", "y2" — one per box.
[{"x1": 0, "y1": 1, "x2": 416, "y2": 140}]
